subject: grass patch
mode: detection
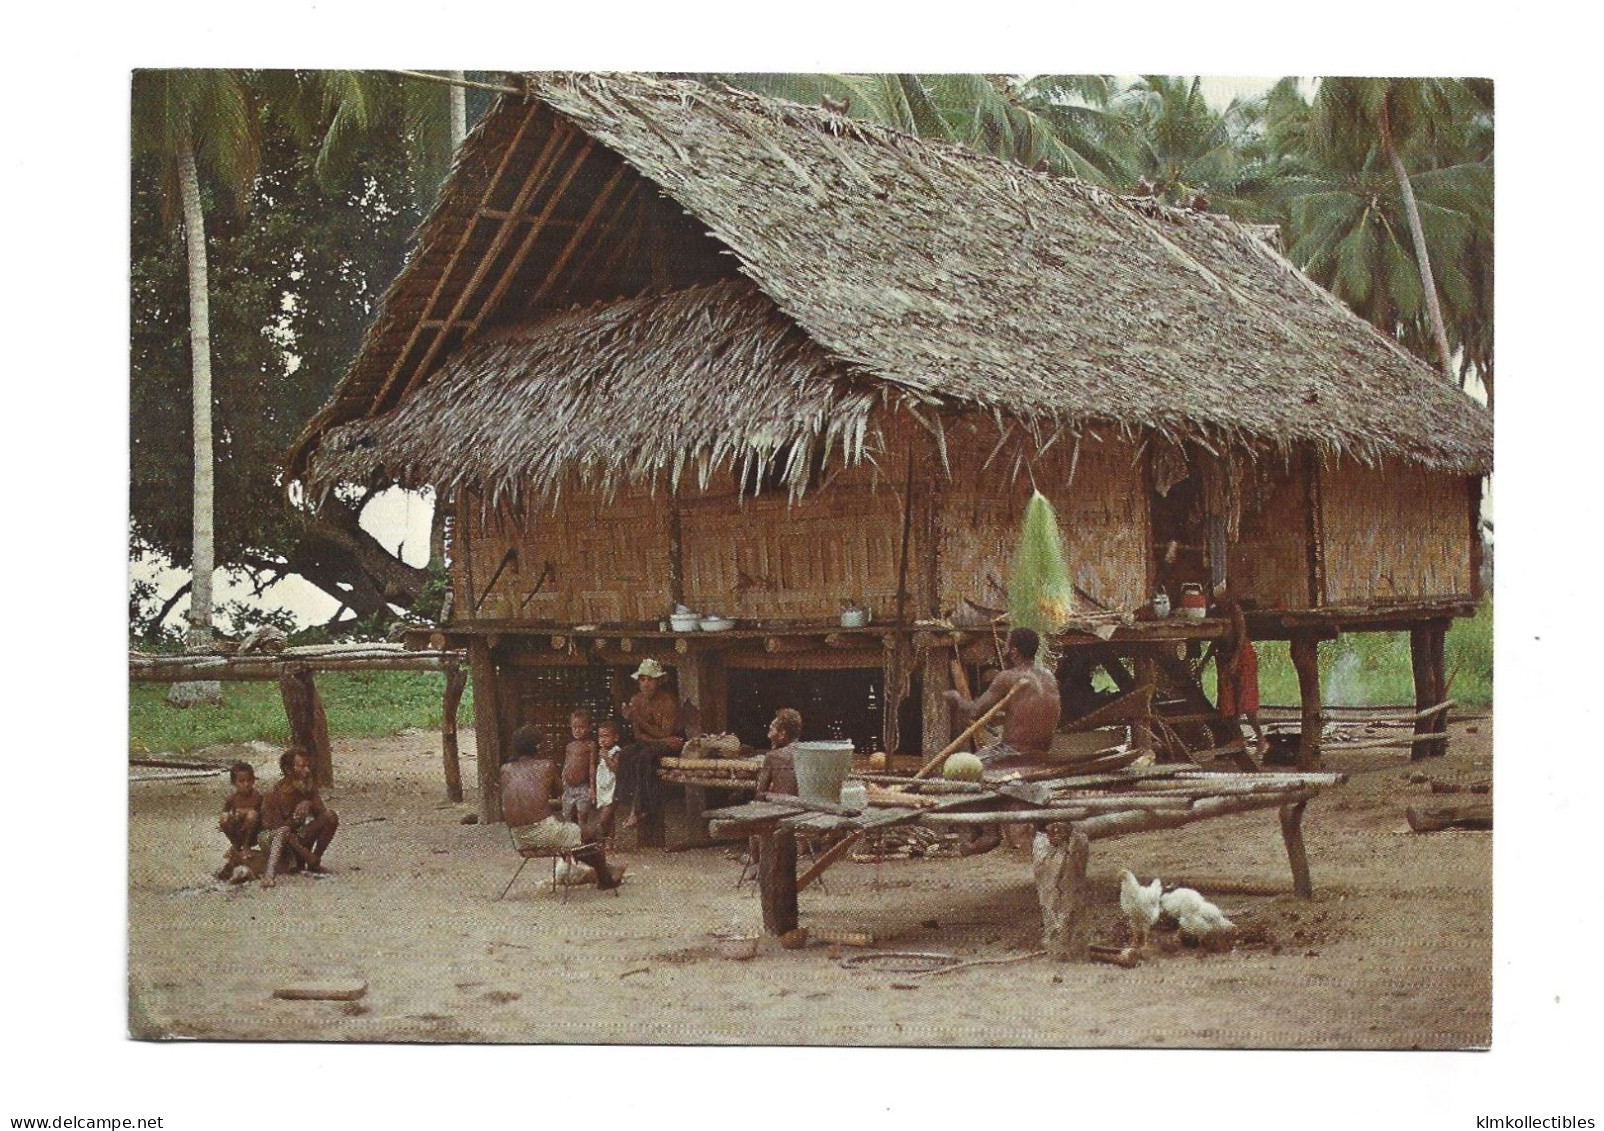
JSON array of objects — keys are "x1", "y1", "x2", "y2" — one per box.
[
  {"x1": 129, "y1": 671, "x2": 475, "y2": 756},
  {"x1": 1254, "y1": 599, "x2": 1492, "y2": 709}
]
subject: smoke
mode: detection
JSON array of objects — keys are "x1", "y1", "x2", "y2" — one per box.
[{"x1": 1323, "y1": 649, "x2": 1363, "y2": 707}]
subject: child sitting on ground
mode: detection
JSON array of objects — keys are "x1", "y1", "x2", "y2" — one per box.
[
  {"x1": 561, "y1": 708, "x2": 598, "y2": 827},
  {"x1": 593, "y1": 717, "x2": 624, "y2": 845},
  {"x1": 216, "y1": 762, "x2": 264, "y2": 881}
]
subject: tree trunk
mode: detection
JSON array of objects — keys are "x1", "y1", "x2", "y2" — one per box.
[
  {"x1": 1380, "y1": 97, "x2": 1454, "y2": 380},
  {"x1": 448, "y1": 71, "x2": 467, "y2": 148},
  {"x1": 178, "y1": 137, "x2": 214, "y2": 649}
]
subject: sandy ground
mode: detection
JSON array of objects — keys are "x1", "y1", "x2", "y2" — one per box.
[{"x1": 128, "y1": 718, "x2": 1491, "y2": 1048}]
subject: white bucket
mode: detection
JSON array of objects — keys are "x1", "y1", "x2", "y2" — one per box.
[{"x1": 793, "y1": 740, "x2": 855, "y2": 805}]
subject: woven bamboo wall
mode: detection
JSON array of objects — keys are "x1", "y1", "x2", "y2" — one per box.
[
  {"x1": 1226, "y1": 456, "x2": 1311, "y2": 609},
  {"x1": 679, "y1": 432, "x2": 914, "y2": 621},
  {"x1": 1320, "y1": 457, "x2": 1473, "y2": 603},
  {"x1": 455, "y1": 480, "x2": 674, "y2": 623},
  {"x1": 938, "y1": 424, "x2": 1149, "y2": 614}
]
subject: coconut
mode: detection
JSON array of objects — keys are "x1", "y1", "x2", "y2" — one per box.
[{"x1": 943, "y1": 752, "x2": 985, "y2": 782}]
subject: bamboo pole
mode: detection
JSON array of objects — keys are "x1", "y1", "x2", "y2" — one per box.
[{"x1": 913, "y1": 682, "x2": 1021, "y2": 779}]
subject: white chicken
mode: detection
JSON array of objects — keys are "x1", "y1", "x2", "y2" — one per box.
[
  {"x1": 1119, "y1": 869, "x2": 1164, "y2": 950},
  {"x1": 1159, "y1": 886, "x2": 1236, "y2": 943}
]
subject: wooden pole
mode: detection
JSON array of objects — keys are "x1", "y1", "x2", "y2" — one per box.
[
  {"x1": 1032, "y1": 823, "x2": 1091, "y2": 962},
  {"x1": 758, "y1": 828, "x2": 799, "y2": 935},
  {"x1": 884, "y1": 438, "x2": 918, "y2": 755},
  {"x1": 921, "y1": 639, "x2": 953, "y2": 755},
  {"x1": 1429, "y1": 621, "x2": 1450, "y2": 758},
  {"x1": 797, "y1": 831, "x2": 864, "y2": 891},
  {"x1": 440, "y1": 661, "x2": 467, "y2": 803},
  {"x1": 468, "y1": 639, "x2": 505, "y2": 822},
  {"x1": 913, "y1": 682, "x2": 1021, "y2": 779},
  {"x1": 278, "y1": 664, "x2": 333, "y2": 787},
  {"x1": 1290, "y1": 635, "x2": 1322, "y2": 771},
  {"x1": 1409, "y1": 625, "x2": 1453, "y2": 760},
  {"x1": 1280, "y1": 799, "x2": 1312, "y2": 897},
  {"x1": 1132, "y1": 653, "x2": 1157, "y2": 756}
]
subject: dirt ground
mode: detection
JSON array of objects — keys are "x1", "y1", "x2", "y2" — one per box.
[{"x1": 127, "y1": 717, "x2": 1491, "y2": 1048}]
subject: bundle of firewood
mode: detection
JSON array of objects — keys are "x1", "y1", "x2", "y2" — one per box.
[{"x1": 852, "y1": 825, "x2": 965, "y2": 861}]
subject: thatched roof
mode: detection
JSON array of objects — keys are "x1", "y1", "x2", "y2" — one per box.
[
  {"x1": 294, "y1": 71, "x2": 1492, "y2": 496},
  {"x1": 311, "y1": 279, "x2": 881, "y2": 503}
]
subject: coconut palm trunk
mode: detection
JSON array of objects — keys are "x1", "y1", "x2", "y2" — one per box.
[
  {"x1": 177, "y1": 137, "x2": 215, "y2": 649},
  {"x1": 1379, "y1": 98, "x2": 1455, "y2": 380}
]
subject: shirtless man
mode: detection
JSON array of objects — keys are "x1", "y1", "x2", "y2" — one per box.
[
  {"x1": 943, "y1": 627, "x2": 1061, "y2": 855},
  {"x1": 755, "y1": 708, "x2": 803, "y2": 799},
  {"x1": 261, "y1": 747, "x2": 339, "y2": 887},
  {"x1": 618, "y1": 658, "x2": 685, "y2": 833}
]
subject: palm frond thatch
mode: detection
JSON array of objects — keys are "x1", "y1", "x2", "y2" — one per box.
[{"x1": 293, "y1": 71, "x2": 1492, "y2": 498}]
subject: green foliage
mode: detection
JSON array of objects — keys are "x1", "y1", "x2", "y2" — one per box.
[
  {"x1": 218, "y1": 599, "x2": 299, "y2": 639},
  {"x1": 128, "y1": 670, "x2": 476, "y2": 756},
  {"x1": 1008, "y1": 491, "x2": 1075, "y2": 637},
  {"x1": 1249, "y1": 599, "x2": 1492, "y2": 709},
  {"x1": 130, "y1": 77, "x2": 423, "y2": 591}
]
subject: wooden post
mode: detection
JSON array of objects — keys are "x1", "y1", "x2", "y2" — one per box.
[
  {"x1": 1303, "y1": 447, "x2": 1326, "y2": 607},
  {"x1": 1429, "y1": 621, "x2": 1449, "y2": 757},
  {"x1": 1468, "y1": 476, "x2": 1484, "y2": 602},
  {"x1": 279, "y1": 664, "x2": 333, "y2": 787},
  {"x1": 758, "y1": 827, "x2": 799, "y2": 935},
  {"x1": 468, "y1": 639, "x2": 505, "y2": 822},
  {"x1": 1279, "y1": 799, "x2": 1312, "y2": 897},
  {"x1": 921, "y1": 638, "x2": 953, "y2": 756},
  {"x1": 440, "y1": 661, "x2": 467, "y2": 803},
  {"x1": 1290, "y1": 635, "x2": 1322, "y2": 770},
  {"x1": 676, "y1": 649, "x2": 728, "y2": 735},
  {"x1": 1132, "y1": 652, "x2": 1157, "y2": 756},
  {"x1": 1413, "y1": 621, "x2": 1451, "y2": 759},
  {"x1": 668, "y1": 489, "x2": 684, "y2": 609},
  {"x1": 1032, "y1": 823, "x2": 1091, "y2": 962}
]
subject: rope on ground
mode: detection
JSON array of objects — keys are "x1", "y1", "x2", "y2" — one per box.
[{"x1": 909, "y1": 950, "x2": 1047, "y2": 978}]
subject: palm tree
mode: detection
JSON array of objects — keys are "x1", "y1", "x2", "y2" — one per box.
[
  {"x1": 1269, "y1": 78, "x2": 1491, "y2": 393},
  {"x1": 1312, "y1": 78, "x2": 1468, "y2": 379},
  {"x1": 1108, "y1": 75, "x2": 1266, "y2": 211},
  {"x1": 707, "y1": 73, "x2": 1125, "y2": 184},
  {"x1": 131, "y1": 70, "x2": 260, "y2": 653}
]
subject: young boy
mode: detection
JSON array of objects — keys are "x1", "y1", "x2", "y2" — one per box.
[
  {"x1": 216, "y1": 762, "x2": 264, "y2": 881},
  {"x1": 593, "y1": 717, "x2": 625, "y2": 844},
  {"x1": 561, "y1": 708, "x2": 598, "y2": 827}
]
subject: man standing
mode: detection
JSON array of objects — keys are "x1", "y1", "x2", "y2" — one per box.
[
  {"x1": 943, "y1": 627, "x2": 1061, "y2": 855},
  {"x1": 261, "y1": 747, "x2": 339, "y2": 887},
  {"x1": 618, "y1": 658, "x2": 685, "y2": 837}
]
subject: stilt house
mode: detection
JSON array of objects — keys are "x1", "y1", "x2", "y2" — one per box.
[{"x1": 289, "y1": 73, "x2": 1492, "y2": 820}]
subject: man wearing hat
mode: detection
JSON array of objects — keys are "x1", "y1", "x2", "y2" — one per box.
[{"x1": 618, "y1": 658, "x2": 685, "y2": 839}]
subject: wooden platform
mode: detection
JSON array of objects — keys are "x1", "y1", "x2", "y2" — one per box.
[{"x1": 706, "y1": 765, "x2": 1343, "y2": 960}]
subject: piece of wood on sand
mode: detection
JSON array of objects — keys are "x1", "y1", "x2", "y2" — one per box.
[
  {"x1": 1406, "y1": 802, "x2": 1492, "y2": 832},
  {"x1": 1032, "y1": 822, "x2": 1091, "y2": 962},
  {"x1": 273, "y1": 979, "x2": 368, "y2": 1001}
]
